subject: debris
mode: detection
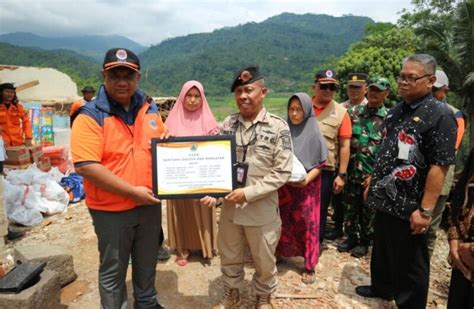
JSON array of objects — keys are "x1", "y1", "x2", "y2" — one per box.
[
  {"x1": 42, "y1": 220, "x2": 52, "y2": 227},
  {"x1": 275, "y1": 293, "x2": 319, "y2": 299}
]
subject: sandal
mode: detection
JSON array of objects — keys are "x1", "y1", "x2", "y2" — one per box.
[
  {"x1": 175, "y1": 250, "x2": 190, "y2": 267},
  {"x1": 302, "y1": 270, "x2": 316, "y2": 285}
]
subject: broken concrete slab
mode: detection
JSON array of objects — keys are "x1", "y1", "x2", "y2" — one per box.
[
  {"x1": 0, "y1": 269, "x2": 61, "y2": 309},
  {"x1": 15, "y1": 244, "x2": 77, "y2": 287}
]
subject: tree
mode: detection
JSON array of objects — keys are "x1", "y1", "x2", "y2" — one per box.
[
  {"x1": 453, "y1": 0, "x2": 474, "y2": 149},
  {"x1": 400, "y1": 0, "x2": 474, "y2": 149},
  {"x1": 318, "y1": 24, "x2": 419, "y2": 106}
]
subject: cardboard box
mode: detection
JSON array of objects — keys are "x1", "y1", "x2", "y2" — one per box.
[
  {"x1": 27, "y1": 145, "x2": 44, "y2": 163},
  {"x1": 4, "y1": 163, "x2": 31, "y2": 170},
  {"x1": 5, "y1": 146, "x2": 31, "y2": 165}
]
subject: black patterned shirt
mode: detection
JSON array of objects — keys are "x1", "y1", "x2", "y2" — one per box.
[{"x1": 367, "y1": 93, "x2": 457, "y2": 220}]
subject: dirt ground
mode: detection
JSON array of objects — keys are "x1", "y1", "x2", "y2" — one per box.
[{"x1": 7, "y1": 201, "x2": 452, "y2": 308}]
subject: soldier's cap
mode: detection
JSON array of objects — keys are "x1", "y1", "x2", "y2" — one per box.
[
  {"x1": 81, "y1": 86, "x2": 96, "y2": 93},
  {"x1": 230, "y1": 65, "x2": 264, "y2": 92},
  {"x1": 434, "y1": 70, "x2": 449, "y2": 88},
  {"x1": 368, "y1": 76, "x2": 390, "y2": 91},
  {"x1": 0, "y1": 83, "x2": 16, "y2": 91},
  {"x1": 103, "y1": 48, "x2": 140, "y2": 73},
  {"x1": 347, "y1": 72, "x2": 368, "y2": 86},
  {"x1": 314, "y1": 69, "x2": 339, "y2": 84}
]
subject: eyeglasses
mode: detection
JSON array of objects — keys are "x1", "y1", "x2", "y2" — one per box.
[
  {"x1": 396, "y1": 74, "x2": 432, "y2": 84},
  {"x1": 319, "y1": 84, "x2": 337, "y2": 91}
]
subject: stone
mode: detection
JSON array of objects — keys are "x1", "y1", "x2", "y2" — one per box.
[
  {"x1": 0, "y1": 269, "x2": 62, "y2": 309},
  {"x1": 14, "y1": 245, "x2": 77, "y2": 287}
]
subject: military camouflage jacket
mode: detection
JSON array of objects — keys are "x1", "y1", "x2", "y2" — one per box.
[{"x1": 347, "y1": 104, "x2": 388, "y2": 182}]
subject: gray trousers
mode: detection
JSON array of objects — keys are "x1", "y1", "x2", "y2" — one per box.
[
  {"x1": 427, "y1": 194, "x2": 449, "y2": 258},
  {"x1": 89, "y1": 205, "x2": 162, "y2": 309},
  {"x1": 218, "y1": 216, "x2": 281, "y2": 295}
]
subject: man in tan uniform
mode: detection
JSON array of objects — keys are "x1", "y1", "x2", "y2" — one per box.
[
  {"x1": 202, "y1": 65, "x2": 292, "y2": 309},
  {"x1": 341, "y1": 72, "x2": 368, "y2": 109}
]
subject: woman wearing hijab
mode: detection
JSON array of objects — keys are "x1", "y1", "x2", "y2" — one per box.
[
  {"x1": 165, "y1": 80, "x2": 220, "y2": 266},
  {"x1": 277, "y1": 92, "x2": 328, "y2": 284}
]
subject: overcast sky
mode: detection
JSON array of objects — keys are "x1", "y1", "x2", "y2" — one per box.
[{"x1": 0, "y1": 0, "x2": 413, "y2": 46}]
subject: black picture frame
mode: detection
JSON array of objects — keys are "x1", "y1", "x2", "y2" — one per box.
[{"x1": 152, "y1": 135, "x2": 237, "y2": 199}]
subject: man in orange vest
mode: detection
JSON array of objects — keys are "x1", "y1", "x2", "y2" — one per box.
[
  {"x1": 72, "y1": 48, "x2": 168, "y2": 308},
  {"x1": 0, "y1": 83, "x2": 33, "y2": 146},
  {"x1": 70, "y1": 86, "x2": 95, "y2": 125}
]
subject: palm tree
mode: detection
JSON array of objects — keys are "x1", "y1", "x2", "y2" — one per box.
[{"x1": 452, "y1": 0, "x2": 474, "y2": 149}]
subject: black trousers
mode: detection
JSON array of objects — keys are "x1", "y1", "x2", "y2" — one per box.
[
  {"x1": 370, "y1": 210, "x2": 429, "y2": 309},
  {"x1": 447, "y1": 268, "x2": 474, "y2": 309},
  {"x1": 319, "y1": 170, "x2": 335, "y2": 242},
  {"x1": 90, "y1": 205, "x2": 162, "y2": 309},
  {"x1": 332, "y1": 189, "x2": 344, "y2": 231}
]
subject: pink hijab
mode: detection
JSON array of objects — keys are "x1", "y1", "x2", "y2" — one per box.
[{"x1": 165, "y1": 80, "x2": 219, "y2": 136}]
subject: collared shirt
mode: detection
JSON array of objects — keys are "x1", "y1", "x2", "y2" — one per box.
[
  {"x1": 220, "y1": 107, "x2": 293, "y2": 226},
  {"x1": 367, "y1": 93, "x2": 457, "y2": 220},
  {"x1": 347, "y1": 103, "x2": 387, "y2": 182},
  {"x1": 341, "y1": 97, "x2": 368, "y2": 109},
  {"x1": 71, "y1": 85, "x2": 167, "y2": 211}
]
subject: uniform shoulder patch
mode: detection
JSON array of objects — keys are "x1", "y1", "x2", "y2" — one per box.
[
  {"x1": 279, "y1": 129, "x2": 292, "y2": 151},
  {"x1": 269, "y1": 114, "x2": 289, "y2": 126}
]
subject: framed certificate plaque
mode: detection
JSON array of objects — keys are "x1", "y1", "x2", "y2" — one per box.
[{"x1": 152, "y1": 135, "x2": 237, "y2": 199}]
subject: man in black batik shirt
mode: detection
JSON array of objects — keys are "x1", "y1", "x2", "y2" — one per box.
[{"x1": 355, "y1": 54, "x2": 457, "y2": 309}]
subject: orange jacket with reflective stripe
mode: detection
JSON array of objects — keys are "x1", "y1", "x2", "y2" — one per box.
[
  {"x1": 71, "y1": 86, "x2": 167, "y2": 211},
  {"x1": 70, "y1": 99, "x2": 85, "y2": 117},
  {"x1": 0, "y1": 102, "x2": 33, "y2": 146}
]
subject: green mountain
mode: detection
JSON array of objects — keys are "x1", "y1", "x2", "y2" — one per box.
[
  {"x1": 0, "y1": 32, "x2": 146, "y2": 61},
  {"x1": 0, "y1": 13, "x2": 373, "y2": 97},
  {"x1": 140, "y1": 13, "x2": 373, "y2": 96},
  {"x1": 0, "y1": 43, "x2": 102, "y2": 92}
]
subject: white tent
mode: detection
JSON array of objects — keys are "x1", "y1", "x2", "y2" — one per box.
[{"x1": 0, "y1": 65, "x2": 79, "y2": 102}]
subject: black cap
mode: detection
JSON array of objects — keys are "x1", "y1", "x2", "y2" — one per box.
[
  {"x1": 347, "y1": 72, "x2": 368, "y2": 86},
  {"x1": 230, "y1": 65, "x2": 264, "y2": 92},
  {"x1": 314, "y1": 69, "x2": 338, "y2": 84},
  {"x1": 0, "y1": 83, "x2": 16, "y2": 91},
  {"x1": 81, "y1": 86, "x2": 96, "y2": 92},
  {"x1": 103, "y1": 48, "x2": 140, "y2": 73}
]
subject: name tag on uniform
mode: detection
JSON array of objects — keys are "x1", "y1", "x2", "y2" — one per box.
[
  {"x1": 398, "y1": 143, "x2": 411, "y2": 160},
  {"x1": 235, "y1": 162, "x2": 248, "y2": 188}
]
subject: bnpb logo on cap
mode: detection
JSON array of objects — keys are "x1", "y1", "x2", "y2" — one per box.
[
  {"x1": 326, "y1": 70, "x2": 333, "y2": 78},
  {"x1": 116, "y1": 49, "x2": 128, "y2": 62}
]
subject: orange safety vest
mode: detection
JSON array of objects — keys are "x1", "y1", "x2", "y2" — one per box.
[
  {"x1": 71, "y1": 87, "x2": 168, "y2": 211},
  {"x1": 0, "y1": 102, "x2": 33, "y2": 146}
]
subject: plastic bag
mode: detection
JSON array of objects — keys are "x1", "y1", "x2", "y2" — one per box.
[
  {"x1": 289, "y1": 154, "x2": 307, "y2": 182},
  {"x1": 4, "y1": 164, "x2": 68, "y2": 222},
  {"x1": 24, "y1": 182, "x2": 69, "y2": 215},
  {"x1": 60, "y1": 173, "x2": 85, "y2": 203},
  {"x1": 4, "y1": 181, "x2": 43, "y2": 226}
]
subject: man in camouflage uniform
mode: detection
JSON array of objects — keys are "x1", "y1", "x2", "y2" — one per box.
[{"x1": 338, "y1": 76, "x2": 390, "y2": 257}]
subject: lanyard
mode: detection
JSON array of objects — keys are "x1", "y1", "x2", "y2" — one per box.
[
  {"x1": 236, "y1": 111, "x2": 267, "y2": 163},
  {"x1": 238, "y1": 122, "x2": 258, "y2": 163}
]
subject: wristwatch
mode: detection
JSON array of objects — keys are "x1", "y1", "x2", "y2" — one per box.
[
  {"x1": 337, "y1": 172, "x2": 347, "y2": 180},
  {"x1": 418, "y1": 206, "x2": 434, "y2": 218}
]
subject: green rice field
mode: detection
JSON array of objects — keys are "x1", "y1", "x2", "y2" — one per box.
[{"x1": 207, "y1": 92, "x2": 293, "y2": 121}]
